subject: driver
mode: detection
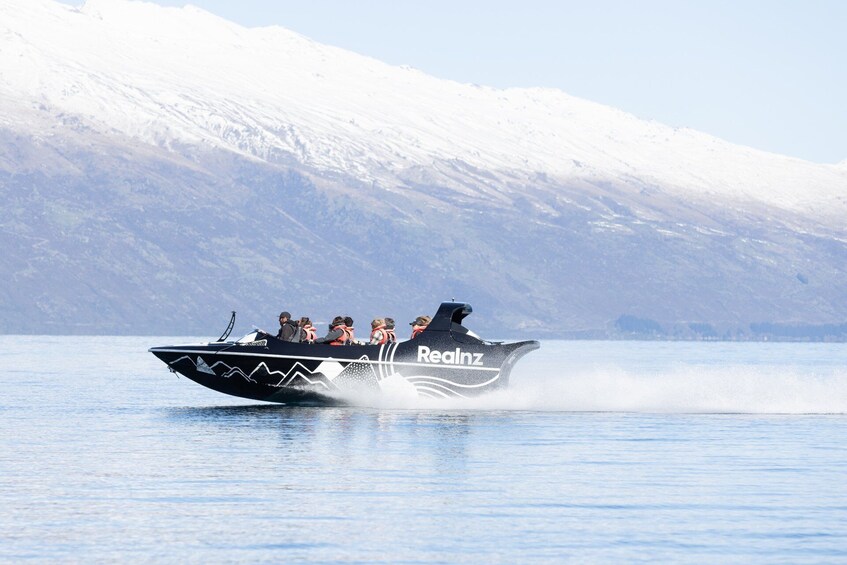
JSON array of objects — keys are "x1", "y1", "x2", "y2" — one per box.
[{"x1": 276, "y1": 311, "x2": 298, "y2": 341}]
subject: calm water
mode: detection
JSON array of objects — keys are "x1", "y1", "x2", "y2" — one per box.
[{"x1": 2, "y1": 337, "x2": 847, "y2": 563}]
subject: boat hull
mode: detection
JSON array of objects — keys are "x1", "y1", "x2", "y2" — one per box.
[{"x1": 150, "y1": 333, "x2": 539, "y2": 404}]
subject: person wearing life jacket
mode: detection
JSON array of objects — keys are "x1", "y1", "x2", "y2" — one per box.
[
  {"x1": 369, "y1": 318, "x2": 388, "y2": 345},
  {"x1": 343, "y1": 316, "x2": 356, "y2": 345},
  {"x1": 315, "y1": 316, "x2": 348, "y2": 346},
  {"x1": 299, "y1": 317, "x2": 317, "y2": 343},
  {"x1": 384, "y1": 317, "x2": 397, "y2": 343},
  {"x1": 409, "y1": 315, "x2": 431, "y2": 339}
]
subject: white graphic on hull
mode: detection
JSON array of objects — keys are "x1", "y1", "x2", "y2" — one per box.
[
  {"x1": 171, "y1": 356, "x2": 317, "y2": 386},
  {"x1": 315, "y1": 361, "x2": 345, "y2": 381}
]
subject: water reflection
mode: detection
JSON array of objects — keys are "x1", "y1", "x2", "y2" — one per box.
[
  {"x1": 166, "y1": 404, "x2": 323, "y2": 422},
  {"x1": 162, "y1": 404, "x2": 494, "y2": 480}
]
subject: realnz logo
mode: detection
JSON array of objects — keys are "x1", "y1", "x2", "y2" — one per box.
[{"x1": 417, "y1": 345, "x2": 484, "y2": 366}]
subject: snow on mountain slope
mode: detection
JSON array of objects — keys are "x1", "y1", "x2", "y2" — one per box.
[{"x1": 1, "y1": 0, "x2": 846, "y2": 217}]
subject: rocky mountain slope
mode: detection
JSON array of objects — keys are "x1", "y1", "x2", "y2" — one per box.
[{"x1": 1, "y1": 0, "x2": 846, "y2": 338}]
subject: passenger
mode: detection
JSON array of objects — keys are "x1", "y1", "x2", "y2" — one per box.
[
  {"x1": 315, "y1": 316, "x2": 349, "y2": 346},
  {"x1": 369, "y1": 318, "x2": 388, "y2": 345},
  {"x1": 384, "y1": 317, "x2": 397, "y2": 343},
  {"x1": 299, "y1": 317, "x2": 317, "y2": 343},
  {"x1": 410, "y1": 315, "x2": 430, "y2": 339},
  {"x1": 344, "y1": 316, "x2": 355, "y2": 345},
  {"x1": 276, "y1": 311, "x2": 298, "y2": 342}
]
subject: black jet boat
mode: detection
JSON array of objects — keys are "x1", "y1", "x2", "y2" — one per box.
[{"x1": 149, "y1": 302, "x2": 539, "y2": 404}]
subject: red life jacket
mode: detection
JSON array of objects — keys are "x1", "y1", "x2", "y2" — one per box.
[
  {"x1": 329, "y1": 324, "x2": 348, "y2": 346},
  {"x1": 301, "y1": 325, "x2": 317, "y2": 342},
  {"x1": 370, "y1": 325, "x2": 387, "y2": 345},
  {"x1": 411, "y1": 325, "x2": 427, "y2": 339},
  {"x1": 345, "y1": 326, "x2": 355, "y2": 345}
]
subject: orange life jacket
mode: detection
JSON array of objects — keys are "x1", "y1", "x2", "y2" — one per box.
[
  {"x1": 345, "y1": 326, "x2": 355, "y2": 345},
  {"x1": 329, "y1": 324, "x2": 349, "y2": 346},
  {"x1": 370, "y1": 325, "x2": 387, "y2": 345}
]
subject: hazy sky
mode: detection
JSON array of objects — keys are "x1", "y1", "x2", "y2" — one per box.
[{"x1": 63, "y1": 0, "x2": 846, "y2": 164}]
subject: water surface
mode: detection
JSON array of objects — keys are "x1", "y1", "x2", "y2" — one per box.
[{"x1": 1, "y1": 337, "x2": 846, "y2": 562}]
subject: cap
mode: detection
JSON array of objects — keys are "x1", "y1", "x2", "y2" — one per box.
[{"x1": 279, "y1": 311, "x2": 291, "y2": 319}]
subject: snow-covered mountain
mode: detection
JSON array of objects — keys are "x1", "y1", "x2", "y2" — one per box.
[
  {"x1": 4, "y1": 0, "x2": 846, "y2": 215},
  {"x1": 1, "y1": 0, "x2": 846, "y2": 338}
]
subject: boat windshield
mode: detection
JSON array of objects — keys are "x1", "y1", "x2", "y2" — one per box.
[
  {"x1": 449, "y1": 321, "x2": 483, "y2": 343},
  {"x1": 236, "y1": 331, "x2": 260, "y2": 343}
]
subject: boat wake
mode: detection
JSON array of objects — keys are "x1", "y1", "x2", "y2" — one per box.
[{"x1": 335, "y1": 364, "x2": 847, "y2": 414}]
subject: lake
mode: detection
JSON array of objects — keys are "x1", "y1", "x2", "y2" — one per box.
[{"x1": 1, "y1": 337, "x2": 846, "y2": 562}]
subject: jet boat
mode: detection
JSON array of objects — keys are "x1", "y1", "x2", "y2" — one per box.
[{"x1": 149, "y1": 302, "x2": 539, "y2": 405}]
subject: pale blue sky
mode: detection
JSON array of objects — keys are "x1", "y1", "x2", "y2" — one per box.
[{"x1": 63, "y1": 0, "x2": 846, "y2": 163}]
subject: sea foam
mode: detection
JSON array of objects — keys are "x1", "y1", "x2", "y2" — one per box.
[{"x1": 341, "y1": 341, "x2": 847, "y2": 414}]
